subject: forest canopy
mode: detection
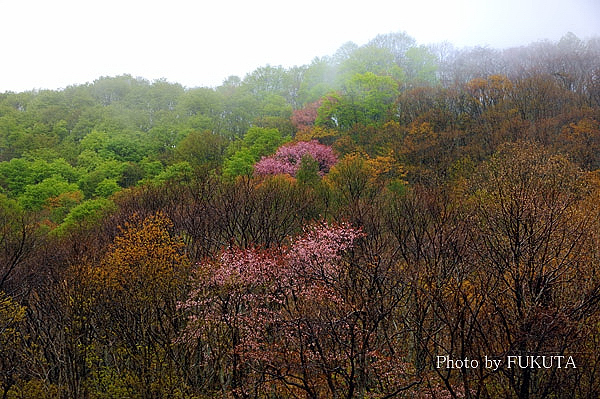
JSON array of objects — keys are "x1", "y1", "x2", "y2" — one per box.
[{"x1": 1, "y1": 31, "x2": 600, "y2": 398}]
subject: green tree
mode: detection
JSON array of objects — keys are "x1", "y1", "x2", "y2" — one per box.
[
  {"x1": 175, "y1": 131, "x2": 227, "y2": 171},
  {"x1": 154, "y1": 162, "x2": 194, "y2": 184},
  {"x1": 176, "y1": 87, "x2": 224, "y2": 134},
  {"x1": 404, "y1": 45, "x2": 439, "y2": 87},
  {"x1": 223, "y1": 127, "x2": 289, "y2": 177},
  {"x1": 19, "y1": 176, "x2": 80, "y2": 211},
  {"x1": 55, "y1": 198, "x2": 115, "y2": 235},
  {"x1": 296, "y1": 154, "x2": 321, "y2": 186},
  {"x1": 317, "y1": 72, "x2": 399, "y2": 130},
  {"x1": 337, "y1": 45, "x2": 404, "y2": 83},
  {"x1": 297, "y1": 57, "x2": 338, "y2": 104},
  {"x1": 367, "y1": 31, "x2": 416, "y2": 63},
  {"x1": 94, "y1": 178, "x2": 120, "y2": 197}
]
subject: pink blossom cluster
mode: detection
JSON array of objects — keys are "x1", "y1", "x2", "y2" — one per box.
[
  {"x1": 254, "y1": 140, "x2": 337, "y2": 177},
  {"x1": 182, "y1": 222, "x2": 362, "y2": 307},
  {"x1": 177, "y1": 223, "x2": 417, "y2": 394},
  {"x1": 290, "y1": 100, "x2": 321, "y2": 131},
  {"x1": 212, "y1": 248, "x2": 283, "y2": 288},
  {"x1": 288, "y1": 222, "x2": 362, "y2": 281},
  {"x1": 179, "y1": 222, "x2": 363, "y2": 339}
]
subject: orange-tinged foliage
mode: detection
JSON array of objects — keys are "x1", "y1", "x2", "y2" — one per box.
[
  {"x1": 466, "y1": 74, "x2": 513, "y2": 110},
  {"x1": 295, "y1": 126, "x2": 339, "y2": 144},
  {"x1": 65, "y1": 212, "x2": 193, "y2": 397},
  {"x1": 93, "y1": 212, "x2": 189, "y2": 299},
  {"x1": 559, "y1": 117, "x2": 600, "y2": 169}
]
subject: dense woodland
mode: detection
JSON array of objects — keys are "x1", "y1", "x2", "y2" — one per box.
[{"x1": 1, "y1": 31, "x2": 600, "y2": 398}]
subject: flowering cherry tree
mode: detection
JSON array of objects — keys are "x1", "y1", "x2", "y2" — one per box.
[
  {"x1": 253, "y1": 140, "x2": 337, "y2": 177},
  {"x1": 291, "y1": 100, "x2": 322, "y2": 133},
  {"x1": 180, "y1": 222, "x2": 418, "y2": 398}
]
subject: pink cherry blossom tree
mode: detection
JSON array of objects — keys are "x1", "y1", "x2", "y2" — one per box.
[
  {"x1": 254, "y1": 140, "x2": 337, "y2": 177},
  {"x1": 179, "y1": 222, "x2": 419, "y2": 398},
  {"x1": 291, "y1": 100, "x2": 322, "y2": 133}
]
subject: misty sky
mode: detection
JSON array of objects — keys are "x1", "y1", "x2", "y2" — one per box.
[{"x1": 1, "y1": 0, "x2": 599, "y2": 92}]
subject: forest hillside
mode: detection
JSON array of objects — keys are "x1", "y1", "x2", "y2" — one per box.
[{"x1": 1, "y1": 32, "x2": 600, "y2": 398}]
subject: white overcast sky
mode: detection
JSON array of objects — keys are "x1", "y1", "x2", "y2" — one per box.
[{"x1": 1, "y1": 0, "x2": 599, "y2": 92}]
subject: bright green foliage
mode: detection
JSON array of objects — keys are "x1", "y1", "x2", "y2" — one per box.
[
  {"x1": 154, "y1": 161, "x2": 193, "y2": 184},
  {"x1": 22, "y1": 147, "x2": 61, "y2": 162},
  {"x1": 56, "y1": 198, "x2": 115, "y2": 235},
  {"x1": 337, "y1": 45, "x2": 405, "y2": 83},
  {"x1": 242, "y1": 127, "x2": 289, "y2": 158},
  {"x1": 77, "y1": 159, "x2": 129, "y2": 198},
  {"x1": 104, "y1": 134, "x2": 146, "y2": 162},
  {"x1": 317, "y1": 72, "x2": 399, "y2": 130},
  {"x1": 28, "y1": 158, "x2": 81, "y2": 184},
  {"x1": 0, "y1": 111, "x2": 21, "y2": 161},
  {"x1": 18, "y1": 176, "x2": 81, "y2": 211},
  {"x1": 296, "y1": 154, "x2": 321, "y2": 186},
  {"x1": 80, "y1": 130, "x2": 147, "y2": 162},
  {"x1": 404, "y1": 46, "x2": 439, "y2": 86},
  {"x1": 0, "y1": 158, "x2": 32, "y2": 194},
  {"x1": 223, "y1": 127, "x2": 290, "y2": 177},
  {"x1": 80, "y1": 130, "x2": 110, "y2": 153},
  {"x1": 0, "y1": 158, "x2": 81, "y2": 196},
  {"x1": 94, "y1": 178, "x2": 120, "y2": 198},
  {"x1": 76, "y1": 150, "x2": 103, "y2": 172},
  {"x1": 0, "y1": 193, "x2": 20, "y2": 218},
  {"x1": 138, "y1": 157, "x2": 164, "y2": 179},
  {"x1": 0, "y1": 35, "x2": 438, "y2": 204},
  {"x1": 222, "y1": 148, "x2": 256, "y2": 177}
]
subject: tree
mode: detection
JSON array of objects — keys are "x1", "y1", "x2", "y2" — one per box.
[
  {"x1": 291, "y1": 100, "x2": 322, "y2": 134},
  {"x1": 223, "y1": 127, "x2": 290, "y2": 177},
  {"x1": 242, "y1": 65, "x2": 301, "y2": 108},
  {"x1": 55, "y1": 198, "x2": 115, "y2": 236},
  {"x1": 337, "y1": 45, "x2": 404, "y2": 83},
  {"x1": 466, "y1": 142, "x2": 600, "y2": 398},
  {"x1": 557, "y1": 117, "x2": 600, "y2": 169},
  {"x1": 75, "y1": 212, "x2": 192, "y2": 398},
  {"x1": 175, "y1": 130, "x2": 228, "y2": 172},
  {"x1": 253, "y1": 140, "x2": 337, "y2": 177},
  {"x1": 176, "y1": 87, "x2": 223, "y2": 134},
  {"x1": 181, "y1": 222, "x2": 420, "y2": 398},
  {"x1": 317, "y1": 72, "x2": 399, "y2": 130},
  {"x1": 297, "y1": 58, "x2": 338, "y2": 105},
  {"x1": 0, "y1": 290, "x2": 27, "y2": 398},
  {"x1": 325, "y1": 151, "x2": 403, "y2": 209},
  {"x1": 367, "y1": 31, "x2": 417, "y2": 64},
  {"x1": 387, "y1": 185, "x2": 476, "y2": 396},
  {"x1": 0, "y1": 196, "x2": 38, "y2": 293},
  {"x1": 404, "y1": 45, "x2": 439, "y2": 87}
]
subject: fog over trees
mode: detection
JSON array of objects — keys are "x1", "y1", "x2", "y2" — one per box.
[{"x1": 1, "y1": 32, "x2": 600, "y2": 398}]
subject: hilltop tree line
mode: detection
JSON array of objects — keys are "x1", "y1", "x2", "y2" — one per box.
[{"x1": 1, "y1": 32, "x2": 600, "y2": 398}]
